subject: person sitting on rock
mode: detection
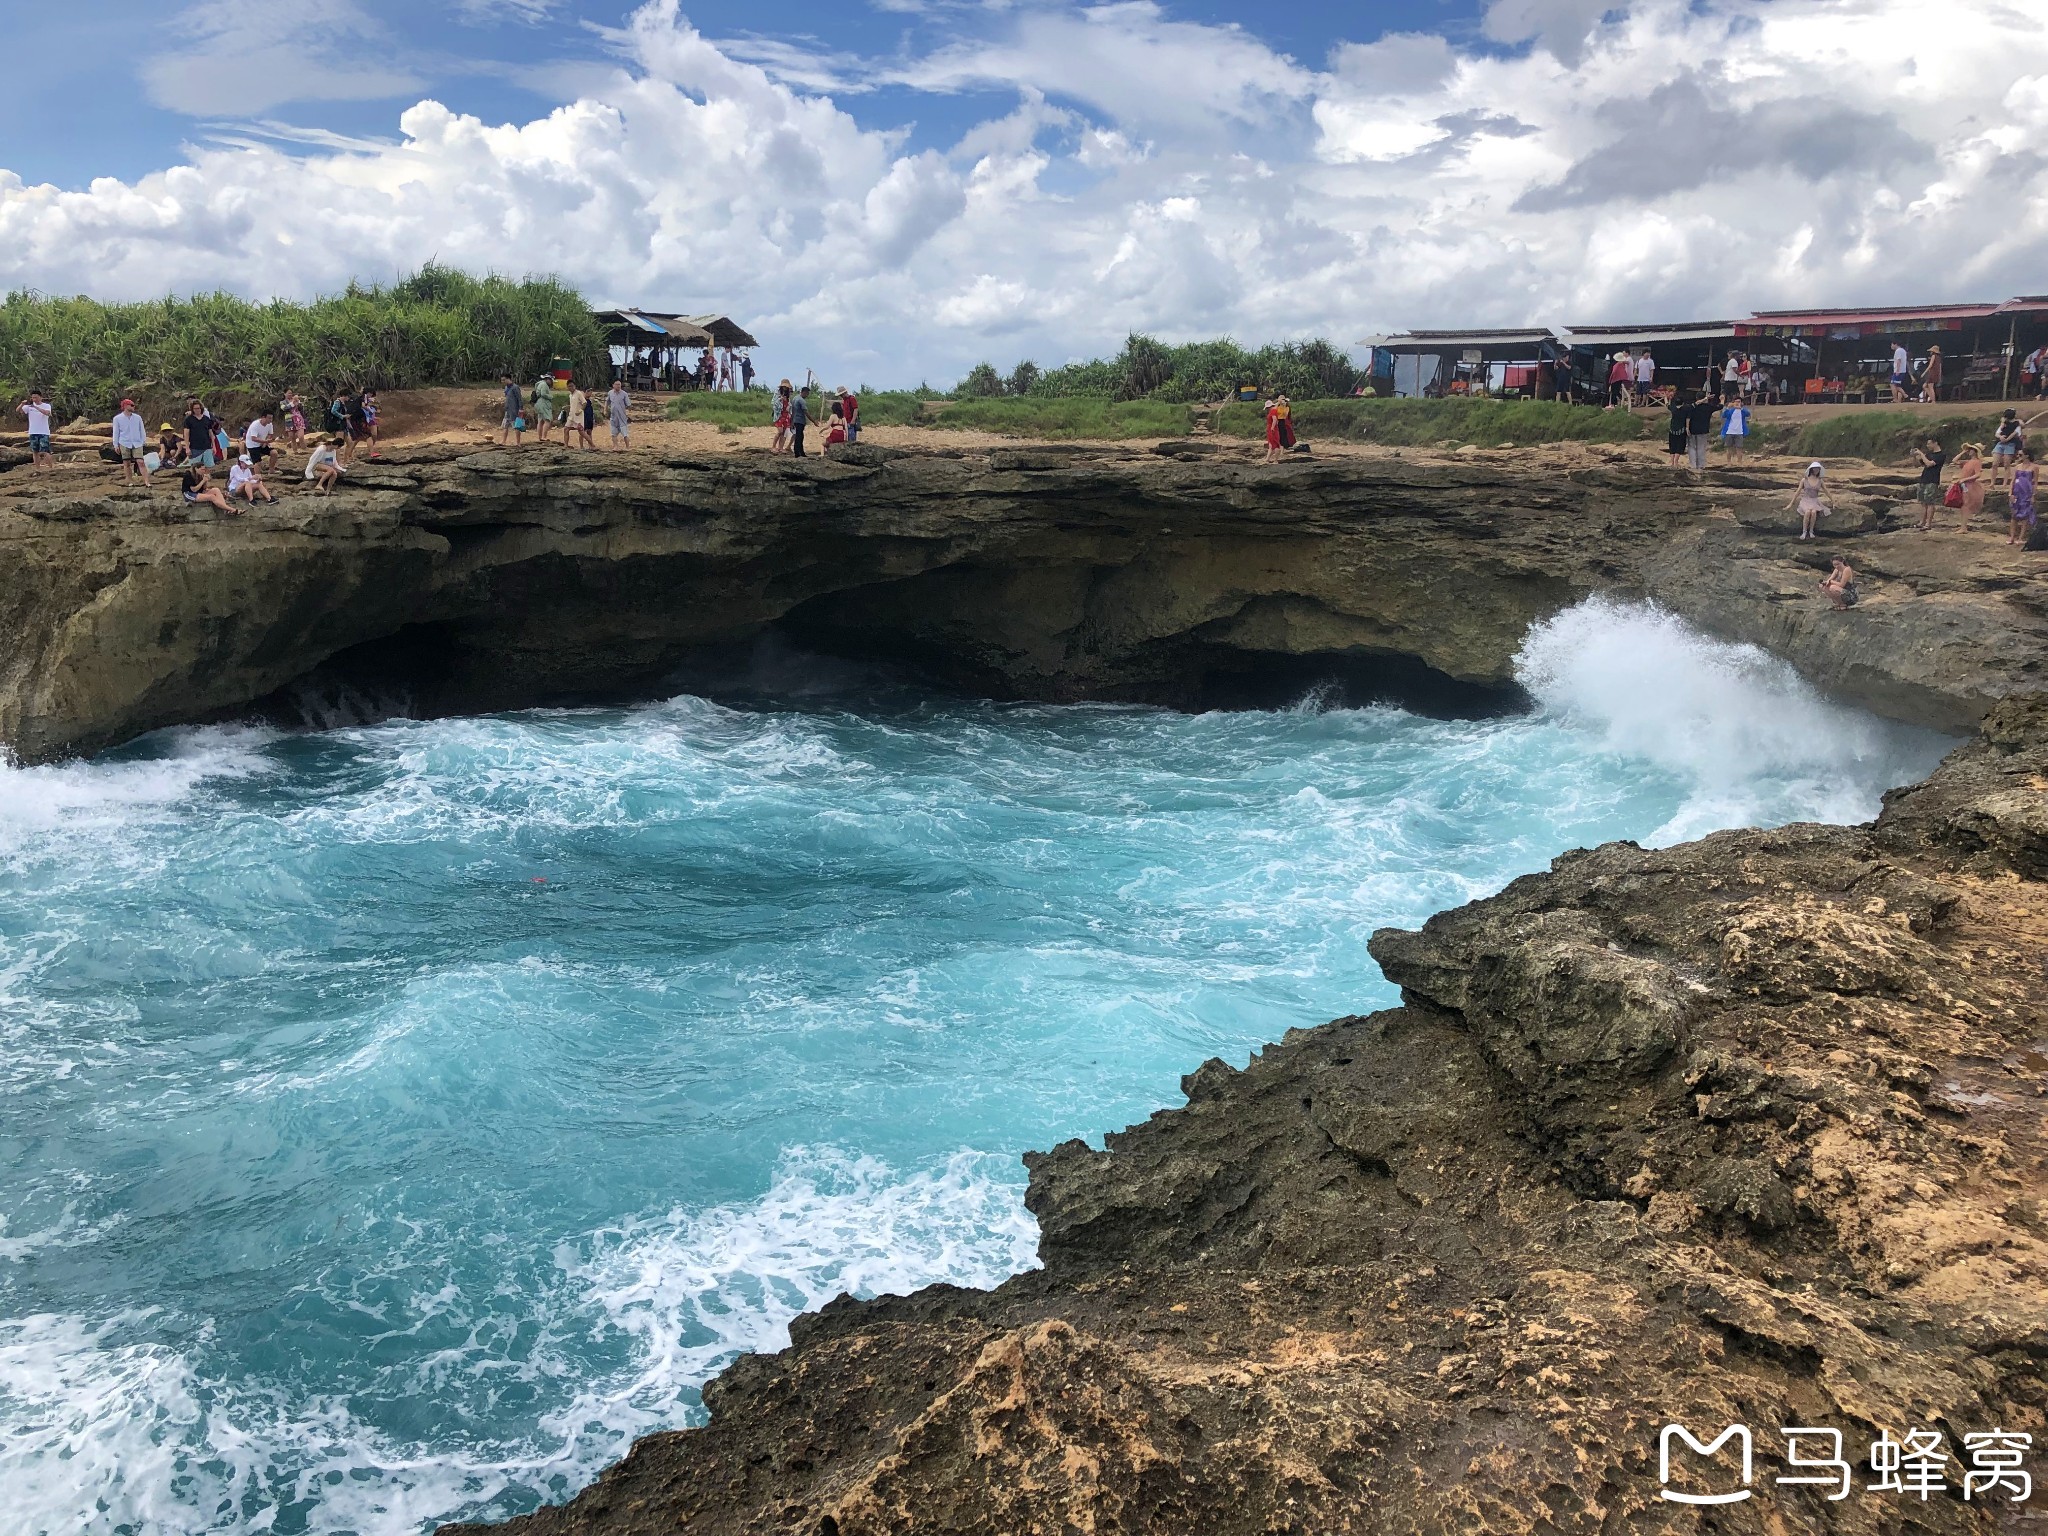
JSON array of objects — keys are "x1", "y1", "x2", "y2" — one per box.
[
  {"x1": 1820, "y1": 554, "x2": 1858, "y2": 610},
  {"x1": 158, "y1": 421, "x2": 186, "y2": 469},
  {"x1": 227, "y1": 452, "x2": 276, "y2": 505},
  {"x1": 303, "y1": 437, "x2": 343, "y2": 495},
  {"x1": 180, "y1": 462, "x2": 235, "y2": 514}
]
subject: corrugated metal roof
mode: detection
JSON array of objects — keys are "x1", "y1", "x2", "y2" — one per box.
[
  {"x1": 1357, "y1": 328, "x2": 1554, "y2": 347},
  {"x1": 1741, "y1": 303, "x2": 1999, "y2": 330},
  {"x1": 1564, "y1": 323, "x2": 1737, "y2": 345}
]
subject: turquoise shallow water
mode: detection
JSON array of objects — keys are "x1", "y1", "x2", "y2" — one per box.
[{"x1": 0, "y1": 601, "x2": 1952, "y2": 1535}]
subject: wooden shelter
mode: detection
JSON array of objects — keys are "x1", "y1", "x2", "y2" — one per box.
[{"x1": 589, "y1": 309, "x2": 761, "y2": 389}]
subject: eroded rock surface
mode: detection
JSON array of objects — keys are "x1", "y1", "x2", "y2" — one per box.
[
  {"x1": 3, "y1": 442, "x2": 2044, "y2": 761},
  {"x1": 447, "y1": 698, "x2": 2048, "y2": 1536}
]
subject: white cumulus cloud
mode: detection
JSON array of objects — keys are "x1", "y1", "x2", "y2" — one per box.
[{"x1": 1, "y1": 0, "x2": 2044, "y2": 389}]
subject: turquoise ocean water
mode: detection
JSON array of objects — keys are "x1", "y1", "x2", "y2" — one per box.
[{"x1": 0, "y1": 600, "x2": 1951, "y2": 1534}]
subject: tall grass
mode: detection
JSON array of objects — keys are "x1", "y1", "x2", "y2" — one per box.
[
  {"x1": 668, "y1": 392, "x2": 1192, "y2": 439},
  {"x1": 1211, "y1": 397, "x2": 1652, "y2": 446},
  {"x1": 1758, "y1": 410, "x2": 2014, "y2": 462},
  {"x1": 932, "y1": 397, "x2": 1192, "y2": 438},
  {"x1": 0, "y1": 265, "x2": 609, "y2": 420}
]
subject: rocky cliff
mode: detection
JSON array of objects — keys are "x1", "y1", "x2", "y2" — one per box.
[
  {"x1": 447, "y1": 695, "x2": 2047, "y2": 1536},
  {"x1": 3, "y1": 441, "x2": 2043, "y2": 763},
  {"x1": 7, "y1": 441, "x2": 2045, "y2": 1532}
]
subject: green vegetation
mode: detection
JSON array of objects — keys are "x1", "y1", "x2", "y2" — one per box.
[
  {"x1": 962, "y1": 333, "x2": 1361, "y2": 404},
  {"x1": 931, "y1": 397, "x2": 1192, "y2": 438},
  {"x1": 1755, "y1": 409, "x2": 2014, "y2": 463},
  {"x1": 668, "y1": 391, "x2": 1189, "y2": 439},
  {"x1": 0, "y1": 265, "x2": 608, "y2": 421},
  {"x1": 1211, "y1": 397, "x2": 1653, "y2": 447}
]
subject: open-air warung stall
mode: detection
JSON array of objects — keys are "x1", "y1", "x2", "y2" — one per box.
[
  {"x1": 1561, "y1": 321, "x2": 1755, "y2": 399},
  {"x1": 589, "y1": 309, "x2": 761, "y2": 388},
  {"x1": 1356, "y1": 328, "x2": 1562, "y2": 399},
  {"x1": 1736, "y1": 303, "x2": 2004, "y2": 401}
]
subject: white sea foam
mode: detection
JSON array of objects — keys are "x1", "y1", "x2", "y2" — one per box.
[
  {"x1": 1515, "y1": 597, "x2": 1955, "y2": 844},
  {"x1": 0, "y1": 725, "x2": 276, "y2": 865},
  {"x1": 0, "y1": 1149, "x2": 1035, "y2": 1536}
]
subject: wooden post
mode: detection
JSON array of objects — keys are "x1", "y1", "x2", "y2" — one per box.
[{"x1": 2003, "y1": 316, "x2": 2017, "y2": 400}]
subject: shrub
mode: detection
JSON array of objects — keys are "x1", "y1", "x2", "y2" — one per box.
[
  {"x1": 1209, "y1": 397, "x2": 1651, "y2": 446},
  {"x1": 0, "y1": 264, "x2": 609, "y2": 421}
]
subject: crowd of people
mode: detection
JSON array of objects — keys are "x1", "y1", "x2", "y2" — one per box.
[
  {"x1": 767, "y1": 380, "x2": 860, "y2": 457},
  {"x1": 53, "y1": 388, "x2": 384, "y2": 510},
  {"x1": 498, "y1": 374, "x2": 633, "y2": 450}
]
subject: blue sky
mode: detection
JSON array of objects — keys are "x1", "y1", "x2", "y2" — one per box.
[
  {"x1": 13, "y1": 0, "x2": 1484, "y2": 189},
  {"x1": 3, "y1": 0, "x2": 2044, "y2": 388}
]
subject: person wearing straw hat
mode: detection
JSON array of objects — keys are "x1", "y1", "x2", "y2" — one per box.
[
  {"x1": 112, "y1": 398, "x2": 151, "y2": 486},
  {"x1": 1919, "y1": 344, "x2": 1943, "y2": 403}
]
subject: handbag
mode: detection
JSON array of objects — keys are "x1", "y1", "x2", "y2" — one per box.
[{"x1": 1943, "y1": 481, "x2": 1964, "y2": 508}]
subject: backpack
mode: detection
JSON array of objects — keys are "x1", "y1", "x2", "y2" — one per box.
[{"x1": 1944, "y1": 481, "x2": 1965, "y2": 508}]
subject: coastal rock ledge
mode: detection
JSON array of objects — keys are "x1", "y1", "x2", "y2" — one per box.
[
  {"x1": 450, "y1": 697, "x2": 2048, "y2": 1535},
  {"x1": 5, "y1": 440, "x2": 2046, "y2": 762}
]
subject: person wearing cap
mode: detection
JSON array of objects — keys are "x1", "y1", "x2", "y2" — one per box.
[
  {"x1": 227, "y1": 451, "x2": 276, "y2": 505},
  {"x1": 112, "y1": 398, "x2": 151, "y2": 485}
]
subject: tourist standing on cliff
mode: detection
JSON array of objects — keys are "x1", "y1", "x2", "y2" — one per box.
[
  {"x1": 607, "y1": 380, "x2": 630, "y2": 449},
  {"x1": 789, "y1": 385, "x2": 810, "y2": 457},
  {"x1": 1720, "y1": 394, "x2": 1752, "y2": 461},
  {"x1": 1684, "y1": 392, "x2": 1717, "y2": 472},
  {"x1": 771, "y1": 380, "x2": 792, "y2": 453},
  {"x1": 2006, "y1": 450, "x2": 2036, "y2": 547},
  {"x1": 838, "y1": 387, "x2": 859, "y2": 443},
  {"x1": 1954, "y1": 443, "x2": 1985, "y2": 529},
  {"x1": 565, "y1": 382, "x2": 588, "y2": 450},
  {"x1": 1890, "y1": 341, "x2": 1911, "y2": 404},
  {"x1": 1633, "y1": 349, "x2": 1656, "y2": 405},
  {"x1": 111, "y1": 399, "x2": 150, "y2": 485},
  {"x1": 1788, "y1": 461, "x2": 1828, "y2": 539},
  {"x1": 16, "y1": 391, "x2": 55, "y2": 471},
  {"x1": 500, "y1": 376, "x2": 524, "y2": 447},
  {"x1": 1920, "y1": 345, "x2": 1943, "y2": 403},
  {"x1": 533, "y1": 374, "x2": 555, "y2": 445},
  {"x1": 1606, "y1": 354, "x2": 1630, "y2": 409},
  {"x1": 740, "y1": 352, "x2": 756, "y2": 392},
  {"x1": 1664, "y1": 394, "x2": 1689, "y2": 469},
  {"x1": 1912, "y1": 437, "x2": 1946, "y2": 532},
  {"x1": 282, "y1": 390, "x2": 307, "y2": 450},
  {"x1": 2024, "y1": 344, "x2": 2048, "y2": 400},
  {"x1": 184, "y1": 399, "x2": 218, "y2": 467}
]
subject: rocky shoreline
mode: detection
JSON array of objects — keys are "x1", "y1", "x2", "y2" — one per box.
[
  {"x1": 4, "y1": 440, "x2": 2043, "y2": 764},
  {"x1": 4, "y1": 443, "x2": 2043, "y2": 1532},
  {"x1": 445, "y1": 694, "x2": 2046, "y2": 1535}
]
